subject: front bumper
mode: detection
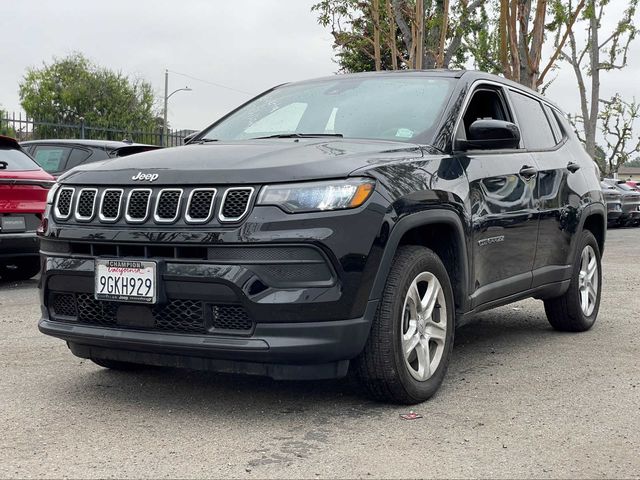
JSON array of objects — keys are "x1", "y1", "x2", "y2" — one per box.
[
  {"x1": 39, "y1": 301, "x2": 375, "y2": 379},
  {"x1": 38, "y1": 198, "x2": 390, "y2": 378},
  {"x1": 0, "y1": 232, "x2": 39, "y2": 259}
]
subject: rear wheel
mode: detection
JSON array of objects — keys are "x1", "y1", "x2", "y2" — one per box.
[
  {"x1": 354, "y1": 245, "x2": 455, "y2": 404},
  {"x1": 0, "y1": 257, "x2": 40, "y2": 281},
  {"x1": 544, "y1": 230, "x2": 601, "y2": 332}
]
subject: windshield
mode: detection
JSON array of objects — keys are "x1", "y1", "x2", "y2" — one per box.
[
  {"x1": 200, "y1": 76, "x2": 455, "y2": 143},
  {"x1": 0, "y1": 148, "x2": 39, "y2": 171}
]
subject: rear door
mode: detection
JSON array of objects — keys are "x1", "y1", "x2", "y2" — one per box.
[
  {"x1": 508, "y1": 90, "x2": 580, "y2": 283},
  {"x1": 455, "y1": 83, "x2": 539, "y2": 308}
]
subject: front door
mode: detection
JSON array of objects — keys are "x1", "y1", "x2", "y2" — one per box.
[{"x1": 454, "y1": 84, "x2": 539, "y2": 308}]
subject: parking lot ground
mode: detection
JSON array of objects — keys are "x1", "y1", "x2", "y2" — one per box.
[{"x1": 0, "y1": 228, "x2": 639, "y2": 479}]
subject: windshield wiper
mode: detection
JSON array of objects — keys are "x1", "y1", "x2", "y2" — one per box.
[
  {"x1": 192, "y1": 138, "x2": 219, "y2": 143},
  {"x1": 251, "y1": 133, "x2": 344, "y2": 140}
]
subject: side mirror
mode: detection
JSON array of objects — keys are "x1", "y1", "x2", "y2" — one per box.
[{"x1": 457, "y1": 119, "x2": 521, "y2": 151}]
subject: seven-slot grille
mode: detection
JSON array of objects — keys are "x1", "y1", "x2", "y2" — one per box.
[
  {"x1": 99, "y1": 189, "x2": 123, "y2": 222},
  {"x1": 220, "y1": 188, "x2": 254, "y2": 221},
  {"x1": 186, "y1": 189, "x2": 216, "y2": 223},
  {"x1": 54, "y1": 186, "x2": 253, "y2": 225},
  {"x1": 154, "y1": 189, "x2": 183, "y2": 223},
  {"x1": 75, "y1": 189, "x2": 97, "y2": 221},
  {"x1": 55, "y1": 188, "x2": 74, "y2": 219},
  {"x1": 126, "y1": 189, "x2": 152, "y2": 222}
]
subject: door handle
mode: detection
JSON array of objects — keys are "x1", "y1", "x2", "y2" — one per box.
[
  {"x1": 519, "y1": 165, "x2": 538, "y2": 178},
  {"x1": 567, "y1": 162, "x2": 581, "y2": 173}
]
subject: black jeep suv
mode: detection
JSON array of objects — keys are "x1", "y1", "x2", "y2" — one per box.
[{"x1": 38, "y1": 71, "x2": 605, "y2": 404}]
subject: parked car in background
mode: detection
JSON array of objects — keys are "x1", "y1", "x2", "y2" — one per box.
[
  {"x1": 20, "y1": 139, "x2": 162, "y2": 177},
  {"x1": 602, "y1": 178, "x2": 640, "y2": 226},
  {"x1": 601, "y1": 182, "x2": 623, "y2": 227},
  {"x1": 0, "y1": 136, "x2": 54, "y2": 280},
  {"x1": 625, "y1": 180, "x2": 640, "y2": 191}
]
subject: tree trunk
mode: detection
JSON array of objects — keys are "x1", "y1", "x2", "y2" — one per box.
[
  {"x1": 517, "y1": 0, "x2": 532, "y2": 84},
  {"x1": 386, "y1": 0, "x2": 399, "y2": 69},
  {"x1": 392, "y1": 0, "x2": 414, "y2": 59},
  {"x1": 372, "y1": 0, "x2": 382, "y2": 71},
  {"x1": 524, "y1": 0, "x2": 547, "y2": 88},
  {"x1": 435, "y1": 0, "x2": 450, "y2": 68},
  {"x1": 585, "y1": 1, "x2": 600, "y2": 158},
  {"x1": 499, "y1": 0, "x2": 510, "y2": 76},
  {"x1": 415, "y1": 0, "x2": 425, "y2": 69}
]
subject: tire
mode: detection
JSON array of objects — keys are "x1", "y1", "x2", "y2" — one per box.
[
  {"x1": 0, "y1": 257, "x2": 41, "y2": 281},
  {"x1": 354, "y1": 245, "x2": 455, "y2": 404},
  {"x1": 90, "y1": 357, "x2": 145, "y2": 371},
  {"x1": 544, "y1": 230, "x2": 602, "y2": 332}
]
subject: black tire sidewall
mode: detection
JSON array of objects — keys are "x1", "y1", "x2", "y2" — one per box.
[
  {"x1": 389, "y1": 249, "x2": 455, "y2": 402},
  {"x1": 568, "y1": 231, "x2": 602, "y2": 327}
]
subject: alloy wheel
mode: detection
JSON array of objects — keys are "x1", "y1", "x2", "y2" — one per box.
[
  {"x1": 578, "y1": 245, "x2": 598, "y2": 316},
  {"x1": 401, "y1": 271, "x2": 447, "y2": 381}
]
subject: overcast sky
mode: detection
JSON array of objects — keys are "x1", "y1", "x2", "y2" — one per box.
[{"x1": 1, "y1": 0, "x2": 638, "y2": 132}]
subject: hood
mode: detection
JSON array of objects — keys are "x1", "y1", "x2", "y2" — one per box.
[{"x1": 58, "y1": 138, "x2": 424, "y2": 186}]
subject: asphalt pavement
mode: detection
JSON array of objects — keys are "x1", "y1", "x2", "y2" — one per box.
[{"x1": 0, "y1": 228, "x2": 638, "y2": 479}]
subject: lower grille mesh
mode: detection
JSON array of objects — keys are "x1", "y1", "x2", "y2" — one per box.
[
  {"x1": 212, "y1": 305, "x2": 252, "y2": 331},
  {"x1": 48, "y1": 293, "x2": 253, "y2": 334}
]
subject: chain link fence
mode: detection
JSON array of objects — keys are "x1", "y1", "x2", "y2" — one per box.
[{"x1": 0, "y1": 112, "x2": 195, "y2": 147}]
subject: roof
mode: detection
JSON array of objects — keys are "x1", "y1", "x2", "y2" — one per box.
[
  {"x1": 284, "y1": 69, "x2": 560, "y2": 111},
  {"x1": 618, "y1": 166, "x2": 640, "y2": 175},
  {"x1": 20, "y1": 139, "x2": 157, "y2": 150}
]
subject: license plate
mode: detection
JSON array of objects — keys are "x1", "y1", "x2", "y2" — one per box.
[
  {"x1": 1, "y1": 216, "x2": 26, "y2": 233},
  {"x1": 95, "y1": 259, "x2": 157, "y2": 304}
]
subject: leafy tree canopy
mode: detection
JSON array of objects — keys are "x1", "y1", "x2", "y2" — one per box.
[
  {"x1": 19, "y1": 53, "x2": 158, "y2": 131},
  {"x1": 0, "y1": 106, "x2": 16, "y2": 137}
]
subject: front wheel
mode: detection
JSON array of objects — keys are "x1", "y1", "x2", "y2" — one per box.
[
  {"x1": 544, "y1": 230, "x2": 602, "y2": 332},
  {"x1": 354, "y1": 245, "x2": 455, "y2": 404}
]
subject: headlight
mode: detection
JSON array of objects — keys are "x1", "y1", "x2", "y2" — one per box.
[
  {"x1": 46, "y1": 183, "x2": 60, "y2": 205},
  {"x1": 257, "y1": 178, "x2": 375, "y2": 213}
]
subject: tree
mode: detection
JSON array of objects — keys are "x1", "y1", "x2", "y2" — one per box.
[
  {"x1": 313, "y1": 0, "x2": 589, "y2": 92},
  {"x1": 495, "y1": 0, "x2": 586, "y2": 89},
  {"x1": 558, "y1": 0, "x2": 638, "y2": 159},
  {"x1": 19, "y1": 53, "x2": 158, "y2": 137},
  {"x1": 0, "y1": 107, "x2": 16, "y2": 137},
  {"x1": 598, "y1": 93, "x2": 640, "y2": 175},
  {"x1": 312, "y1": 0, "x2": 488, "y2": 72}
]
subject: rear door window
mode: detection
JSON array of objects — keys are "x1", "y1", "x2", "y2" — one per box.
[
  {"x1": 509, "y1": 90, "x2": 556, "y2": 150},
  {"x1": 543, "y1": 105, "x2": 564, "y2": 144},
  {"x1": 32, "y1": 146, "x2": 72, "y2": 173},
  {"x1": 0, "y1": 148, "x2": 40, "y2": 171},
  {"x1": 66, "y1": 148, "x2": 93, "y2": 170}
]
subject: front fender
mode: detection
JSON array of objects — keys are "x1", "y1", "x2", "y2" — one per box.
[{"x1": 368, "y1": 208, "x2": 471, "y2": 314}]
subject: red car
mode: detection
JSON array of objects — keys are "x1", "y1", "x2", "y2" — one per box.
[
  {"x1": 0, "y1": 136, "x2": 54, "y2": 281},
  {"x1": 626, "y1": 180, "x2": 640, "y2": 191}
]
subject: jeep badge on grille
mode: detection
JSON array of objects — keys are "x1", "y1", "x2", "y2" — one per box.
[{"x1": 131, "y1": 172, "x2": 159, "y2": 182}]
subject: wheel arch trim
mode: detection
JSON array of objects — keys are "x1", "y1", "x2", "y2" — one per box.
[
  {"x1": 369, "y1": 209, "x2": 470, "y2": 314},
  {"x1": 577, "y1": 202, "x2": 607, "y2": 256}
]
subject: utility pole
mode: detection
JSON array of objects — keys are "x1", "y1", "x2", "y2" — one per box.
[
  {"x1": 163, "y1": 69, "x2": 169, "y2": 147},
  {"x1": 162, "y1": 69, "x2": 191, "y2": 147}
]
